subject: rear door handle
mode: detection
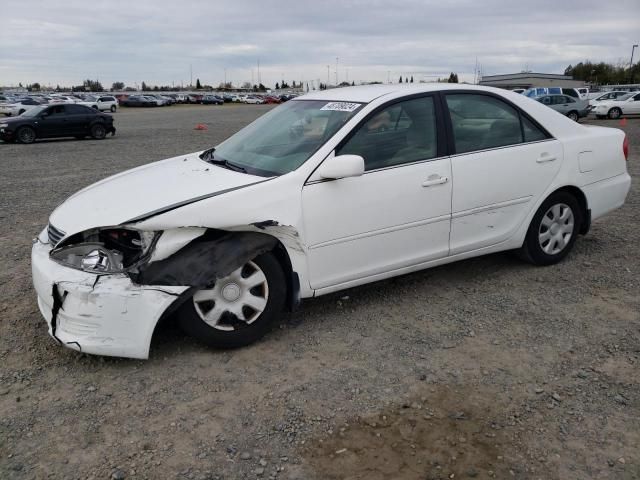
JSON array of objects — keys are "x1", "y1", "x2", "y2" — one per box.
[
  {"x1": 536, "y1": 153, "x2": 556, "y2": 163},
  {"x1": 422, "y1": 176, "x2": 449, "y2": 187}
]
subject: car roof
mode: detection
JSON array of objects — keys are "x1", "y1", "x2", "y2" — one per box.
[{"x1": 297, "y1": 84, "x2": 519, "y2": 103}]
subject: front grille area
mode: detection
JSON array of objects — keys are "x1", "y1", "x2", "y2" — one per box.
[{"x1": 48, "y1": 224, "x2": 65, "y2": 246}]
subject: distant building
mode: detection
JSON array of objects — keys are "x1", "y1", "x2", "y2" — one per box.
[{"x1": 479, "y1": 73, "x2": 585, "y2": 90}]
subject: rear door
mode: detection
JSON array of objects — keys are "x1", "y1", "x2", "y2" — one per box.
[
  {"x1": 64, "y1": 104, "x2": 92, "y2": 134},
  {"x1": 444, "y1": 92, "x2": 563, "y2": 255},
  {"x1": 623, "y1": 93, "x2": 640, "y2": 114}
]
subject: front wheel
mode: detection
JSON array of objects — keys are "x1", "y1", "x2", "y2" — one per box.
[
  {"x1": 90, "y1": 123, "x2": 107, "y2": 139},
  {"x1": 608, "y1": 108, "x2": 622, "y2": 120},
  {"x1": 177, "y1": 252, "x2": 286, "y2": 349},
  {"x1": 17, "y1": 126, "x2": 36, "y2": 144},
  {"x1": 520, "y1": 192, "x2": 581, "y2": 266},
  {"x1": 566, "y1": 111, "x2": 579, "y2": 122}
]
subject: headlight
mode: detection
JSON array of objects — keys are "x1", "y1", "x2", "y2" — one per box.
[
  {"x1": 0, "y1": 123, "x2": 8, "y2": 128},
  {"x1": 50, "y1": 227, "x2": 159, "y2": 273}
]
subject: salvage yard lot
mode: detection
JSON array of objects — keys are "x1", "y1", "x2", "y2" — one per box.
[{"x1": 0, "y1": 104, "x2": 638, "y2": 479}]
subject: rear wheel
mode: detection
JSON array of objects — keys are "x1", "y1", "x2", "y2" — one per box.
[
  {"x1": 520, "y1": 191, "x2": 581, "y2": 266},
  {"x1": 110, "y1": 105, "x2": 116, "y2": 112},
  {"x1": 90, "y1": 123, "x2": 107, "y2": 139},
  {"x1": 566, "y1": 111, "x2": 579, "y2": 122},
  {"x1": 17, "y1": 126, "x2": 36, "y2": 144},
  {"x1": 177, "y1": 252, "x2": 286, "y2": 349},
  {"x1": 608, "y1": 107, "x2": 622, "y2": 120}
]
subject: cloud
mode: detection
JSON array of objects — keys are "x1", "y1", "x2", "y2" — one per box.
[{"x1": 1, "y1": 0, "x2": 638, "y2": 88}]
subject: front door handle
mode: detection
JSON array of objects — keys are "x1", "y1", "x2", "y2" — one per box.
[
  {"x1": 536, "y1": 153, "x2": 556, "y2": 163},
  {"x1": 422, "y1": 175, "x2": 449, "y2": 187}
]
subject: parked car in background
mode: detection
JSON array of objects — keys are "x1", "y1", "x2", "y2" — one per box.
[
  {"x1": 263, "y1": 95, "x2": 281, "y2": 104},
  {"x1": 202, "y1": 95, "x2": 224, "y2": 105},
  {"x1": 524, "y1": 87, "x2": 586, "y2": 99},
  {"x1": 78, "y1": 95, "x2": 119, "y2": 112},
  {"x1": 143, "y1": 95, "x2": 168, "y2": 106},
  {"x1": 244, "y1": 95, "x2": 264, "y2": 104},
  {"x1": 0, "y1": 104, "x2": 115, "y2": 143},
  {"x1": 591, "y1": 92, "x2": 640, "y2": 119},
  {"x1": 187, "y1": 94, "x2": 203, "y2": 104},
  {"x1": 588, "y1": 91, "x2": 629, "y2": 109},
  {"x1": 0, "y1": 98, "x2": 43, "y2": 116},
  {"x1": 31, "y1": 84, "x2": 631, "y2": 359},
  {"x1": 535, "y1": 94, "x2": 589, "y2": 121},
  {"x1": 121, "y1": 95, "x2": 157, "y2": 107}
]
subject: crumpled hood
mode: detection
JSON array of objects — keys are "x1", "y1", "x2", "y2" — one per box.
[{"x1": 49, "y1": 152, "x2": 266, "y2": 236}]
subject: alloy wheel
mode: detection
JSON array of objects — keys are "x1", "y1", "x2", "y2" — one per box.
[{"x1": 18, "y1": 127, "x2": 35, "y2": 144}]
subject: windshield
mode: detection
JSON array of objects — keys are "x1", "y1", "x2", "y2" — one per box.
[
  {"x1": 21, "y1": 106, "x2": 47, "y2": 117},
  {"x1": 211, "y1": 99, "x2": 364, "y2": 175}
]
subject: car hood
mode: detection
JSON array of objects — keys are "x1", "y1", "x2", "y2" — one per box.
[{"x1": 49, "y1": 152, "x2": 268, "y2": 236}]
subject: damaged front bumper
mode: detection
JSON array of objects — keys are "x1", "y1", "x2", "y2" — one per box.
[{"x1": 31, "y1": 238, "x2": 187, "y2": 359}]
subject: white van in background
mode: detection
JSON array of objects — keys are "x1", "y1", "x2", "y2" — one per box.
[{"x1": 524, "y1": 87, "x2": 588, "y2": 99}]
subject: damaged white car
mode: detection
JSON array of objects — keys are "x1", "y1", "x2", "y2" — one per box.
[{"x1": 32, "y1": 84, "x2": 631, "y2": 359}]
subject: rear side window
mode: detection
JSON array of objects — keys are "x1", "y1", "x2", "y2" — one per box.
[
  {"x1": 446, "y1": 94, "x2": 523, "y2": 154},
  {"x1": 446, "y1": 93, "x2": 549, "y2": 154},
  {"x1": 522, "y1": 116, "x2": 547, "y2": 142},
  {"x1": 338, "y1": 96, "x2": 438, "y2": 171},
  {"x1": 562, "y1": 89, "x2": 579, "y2": 98}
]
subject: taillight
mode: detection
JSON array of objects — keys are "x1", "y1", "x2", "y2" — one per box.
[{"x1": 623, "y1": 135, "x2": 629, "y2": 161}]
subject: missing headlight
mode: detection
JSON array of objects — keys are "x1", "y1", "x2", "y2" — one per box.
[{"x1": 50, "y1": 228, "x2": 158, "y2": 273}]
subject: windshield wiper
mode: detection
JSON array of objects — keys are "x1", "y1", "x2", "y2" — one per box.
[{"x1": 199, "y1": 147, "x2": 247, "y2": 173}]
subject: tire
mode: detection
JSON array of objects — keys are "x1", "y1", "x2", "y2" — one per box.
[
  {"x1": 177, "y1": 252, "x2": 286, "y2": 349},
  {"x1": 608, "y1": 108, "x2": 622, "y2": 120},
  {"x1": 110, "y1": 105, "x2": 116, "y2": 112},
  {"x1": 17, "y1": 126, "x2": 36, "y2": 144},
  {"x1": 520, "y1": 191, "x2": 582, "y2": 266},
  {"x1": 90, "y1": 123, "x2": 107, "y2": 139},
  {"x1": 566, "y1": 111, "x2": 579, "y2": 122}
]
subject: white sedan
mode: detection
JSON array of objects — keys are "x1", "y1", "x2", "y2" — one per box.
[
  {"x1": 0, "y1": 98, "x2": 42, "y2": 116},
  {"x1": 31, "y1": 84, "x2": 631, "y2": 359},
  {"x1": 592, "y1": 91, "x2": 640, "y2": 119}
]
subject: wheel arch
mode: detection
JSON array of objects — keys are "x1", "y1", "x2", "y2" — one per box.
[
  {"x1": 131, "y1": 227, "x2": 302, "y2": 313},
  {"x1": 548, "y1": 185, "x2": 590, "y2": 234}
]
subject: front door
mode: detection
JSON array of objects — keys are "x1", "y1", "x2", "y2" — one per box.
[
  {"x1": 38, "y1": 105, "x2": 69, "y2": 137},
  {"x1": 302, "y1": 95, "x2": 452, "y2": 290}
]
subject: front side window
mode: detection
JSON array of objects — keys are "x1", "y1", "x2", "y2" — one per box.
[
  {"x1": 337, "y1": 96, "x2": 438, "y2": 171},
  {"x1": 446, "y1": 94, "x2": 523, "y2": 153},
  {"x1": 212, "y1": 100, "x2": 363, "y2": 175}
]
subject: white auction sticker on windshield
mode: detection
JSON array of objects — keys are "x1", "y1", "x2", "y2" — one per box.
[{"x1": 320, "y1": 102, "x2": 360, "y2": 112}]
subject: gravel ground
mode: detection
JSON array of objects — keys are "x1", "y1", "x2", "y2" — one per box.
[{"x1": 0, "y1": 105, "x2": 638, "y2": 480}]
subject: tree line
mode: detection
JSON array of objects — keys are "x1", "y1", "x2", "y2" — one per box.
[{"x1": 564, "y1": 61, "x2": 640, "y2": 85}]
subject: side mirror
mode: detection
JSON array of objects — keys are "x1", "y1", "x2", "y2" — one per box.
[{"x1": 317, "y1": 154, "x2": 365, "y2": 180}]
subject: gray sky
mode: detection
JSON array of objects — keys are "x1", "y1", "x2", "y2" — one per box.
[{"x1": 1, "y1": 0, "x2": 638, "y2": 88}]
